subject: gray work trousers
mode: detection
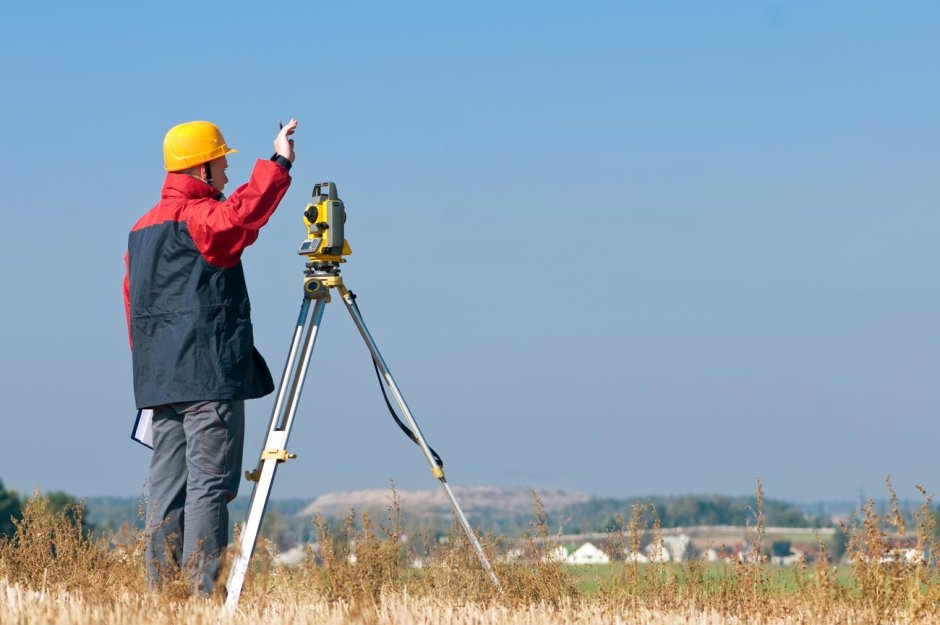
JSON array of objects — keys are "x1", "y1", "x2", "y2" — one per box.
[{"x1": 145, "y1": 400, "x2": 244, "y2": 595}]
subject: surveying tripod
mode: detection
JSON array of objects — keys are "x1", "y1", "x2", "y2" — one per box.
[{"x1": 224, "y1": 183, "x2": 501, "y2": 609}]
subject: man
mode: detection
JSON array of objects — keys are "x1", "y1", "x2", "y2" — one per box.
[{"x1": 124, "y1": 118, "x2": 298, "y2": 594}]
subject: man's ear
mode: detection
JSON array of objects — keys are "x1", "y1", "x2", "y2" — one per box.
[{"x1": 179, "y1": 165, "x2": 204, "y2": 181}]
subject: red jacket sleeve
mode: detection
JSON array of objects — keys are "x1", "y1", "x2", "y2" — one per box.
[
  {"x1": 185, "y1": 159, "x2": 291, "y2": 268},
  {"x1": 124, "y1": 251, "x2": 132, "y2": 349}
]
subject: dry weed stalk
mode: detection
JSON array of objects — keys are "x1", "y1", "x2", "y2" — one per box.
[{"x1": 0, "y1": 490, "x2": 146, "y2": 596}]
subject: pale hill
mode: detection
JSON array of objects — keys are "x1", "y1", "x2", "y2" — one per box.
[{"x1": 296, "y1": 486, "x2": 589, "y2": 519}]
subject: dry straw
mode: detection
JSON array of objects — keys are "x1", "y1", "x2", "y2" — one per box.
[{"x1": 3, "y1": 479, "x2": 940, "y2": 624}]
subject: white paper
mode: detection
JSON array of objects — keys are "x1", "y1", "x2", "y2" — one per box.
[{"x1": 131, "y1": 408, "x2": 154, "y2": 449}]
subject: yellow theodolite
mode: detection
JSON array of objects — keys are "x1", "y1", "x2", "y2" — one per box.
[
  {"x1": 298, "y1": 182, "x2": 353, "y2": 300},
  {"x1": 298, "y1": 182, "x2": 352, "y2": 262}
]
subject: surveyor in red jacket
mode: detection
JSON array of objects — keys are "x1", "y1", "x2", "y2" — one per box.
[{"x1": 125, "y1": 119, "x2": 298, "y2": 594}]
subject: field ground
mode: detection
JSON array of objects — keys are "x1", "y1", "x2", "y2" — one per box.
[
  {"x1": 8, "y1": 579, "x2": 940, "y2": 625},
  {"x1": 0, "y1": 581, "x2": 874, "y2": 625},
  {"x1": 564, "y1": 563, "x2": 859, "y2": 593}
]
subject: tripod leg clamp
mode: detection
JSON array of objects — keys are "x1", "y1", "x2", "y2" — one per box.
[
  {"x1": 261, "y1": 448, "x2": 297, "y2": 462},
  {"x1": 244, "y1": 449, "x2": 297, "y2": 482}
]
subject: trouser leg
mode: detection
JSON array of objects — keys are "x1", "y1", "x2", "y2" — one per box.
[
  {"x1": 146, "y1": 406, "x2": 187, "y2": 588},
  {"x1": 180, "y1": 400, "x2": 245, "y2": 595}
]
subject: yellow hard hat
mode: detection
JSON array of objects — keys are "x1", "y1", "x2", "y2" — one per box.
[{"x1": 163, "y1": 121, "x2": 238, "y2": 171}]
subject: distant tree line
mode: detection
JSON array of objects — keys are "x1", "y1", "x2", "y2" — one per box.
[
  {"x1": 0, "y1": 479, "x2": 85, "y2": 538},
  {"x1": 10, "y1": 482, "x2": 940, "y2": 556},
  {"x1": 570, "y1": 495, "x2": 831, "y2": 530},
  {"x1": 0, "y1": 480, "x2": 22, "y2": 537},
  {"x1": 52, "y1": 492, "x2": 828, "y2": 547},
  {"x1": 543, "y1": 495, "x2": 829, "y2": 534}
]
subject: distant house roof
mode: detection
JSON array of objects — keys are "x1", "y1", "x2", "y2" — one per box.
[
  {"x1": 566, "y1": 542, "x2": 609, "y2": 565},
  {"x1": 662, "y1": 534, "x2": 691, "y2": 562}
]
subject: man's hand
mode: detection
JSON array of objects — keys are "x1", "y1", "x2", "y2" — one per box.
[{"x1": 274, "y1": 118, "x2": 298, "y2": 163}]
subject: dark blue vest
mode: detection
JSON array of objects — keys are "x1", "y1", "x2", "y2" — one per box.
[{"x1": 127, "y1": 218, "x2": 274, "y2": 409}]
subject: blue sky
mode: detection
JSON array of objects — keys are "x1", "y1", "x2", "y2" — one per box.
[{"x1": 0, "y1": 2, "x2": 938, "y2": 503}]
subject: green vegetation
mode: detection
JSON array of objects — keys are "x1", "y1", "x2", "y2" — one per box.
[
  {"x1": 556, "y1": 494, "x2": 826, "y2": 534},
  {"x1": 79, "y1": 491, "x2": 825, "y2": 551},
  {"x1": 0, "y1": 480, "x2": 22, "y2": 538},
  {"x1": 1, "y1": 481, "x2": 97, "y2": 539}
]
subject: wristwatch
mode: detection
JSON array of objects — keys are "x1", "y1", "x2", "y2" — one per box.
[{"x1": 270, "y1": 153, "x2": 292, "y2": 171}]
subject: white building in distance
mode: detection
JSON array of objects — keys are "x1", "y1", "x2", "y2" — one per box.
[{"x1": 566, "y1": 542, "x2": 610, "y2": 565}]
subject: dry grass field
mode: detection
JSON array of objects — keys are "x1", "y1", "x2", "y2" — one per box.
[{"x1": 3, "y1": 481, "x2": 940, "y2": 625}]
